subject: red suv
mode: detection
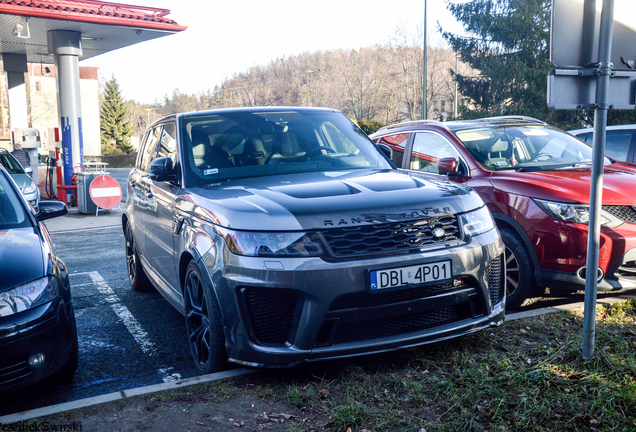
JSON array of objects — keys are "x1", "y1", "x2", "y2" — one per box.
[{"x1": 370, "y1": 116, "x2": 636, "y2": 309}]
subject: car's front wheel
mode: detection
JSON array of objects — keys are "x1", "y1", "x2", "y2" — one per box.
[
  {"x1": 125, "y1": 221, "x2": 153, "y2": 292},
  {"x1": 500, "y1": 228, "x2": 542, "y2": 310},
  {"x1": 184, "y1": 261, "x2": 227, "y2": 374}
]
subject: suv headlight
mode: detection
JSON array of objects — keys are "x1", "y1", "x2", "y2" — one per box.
[
  {"x1": 215, "y1": 227, "x2": 325, "y2": 257},
  {"x1": 23, "y1": 181, "x2": 37, "y2": 195},
  {"x1": 533, "y1": 198, "x2": 622, "y2": 228},
  {"x1": 460, "y1": 206, "x2": 496, "y2": 236},
  {"x1": 0, "y1": 277, "x2": 60, "y2": 317}
]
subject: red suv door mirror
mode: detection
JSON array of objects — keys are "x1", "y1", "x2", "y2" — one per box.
[{"x1": 438, "y1": 157, "x2": 461, "y2": 177}]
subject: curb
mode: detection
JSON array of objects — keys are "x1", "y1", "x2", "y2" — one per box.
[{"x1": 0, "y1": 368, "x2": 255, "y2": 424}]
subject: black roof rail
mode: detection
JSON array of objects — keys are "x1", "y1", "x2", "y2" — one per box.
[{"x1": 376, "y1": 119, "x2": 450, "y2": 133}]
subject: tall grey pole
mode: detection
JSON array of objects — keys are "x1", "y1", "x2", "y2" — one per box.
[
  {"x1": 306, "y1": 71, "x2": 310, "y2": 107},
  {"x1": 454, "y1": 50, "x2": 458, "y2": 119},
  {"x1": 422, "y1": 0, "x2": 427, "y2": 120},
  {"x1": 48, "y1": 30, "x2": 84, "y2": 186},
  {"x1": 582, "y1": 0, "x2": 614, "y2": 359}
]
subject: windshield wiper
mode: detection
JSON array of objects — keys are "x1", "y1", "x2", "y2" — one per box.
[{"x1": 568, "y1": 162, "x2": 593, "y2": 168}]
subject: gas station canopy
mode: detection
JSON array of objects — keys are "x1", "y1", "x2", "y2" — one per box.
[{"x1": 0, "y1": 0, "x2": 187, "y2": 64}]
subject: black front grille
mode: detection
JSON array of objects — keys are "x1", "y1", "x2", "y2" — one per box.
[
  {"x1": 330, "y1": 278, "x2": 470, "y2": 311},
  {"x1": 242, "y1": 287, "x2": 298, "y2": 346},
  {"x1": 321, "y1": 216, "x2": 461, "y2": 258},
  {"x1": 486, "y1": 254, "x2": 504, "y2": 305},
  {"x1": 0, "y1": 361, "x2": 31, "y2": 387},
  {"x1": 332, "y1": 305, "x2": 463, "y2": 345},
  {"x1": 316, "y1": 277, "x2": 481, "y2": 347},
  {"x1": 603, "y1": 205, "x2": 636, "y2": 223}
]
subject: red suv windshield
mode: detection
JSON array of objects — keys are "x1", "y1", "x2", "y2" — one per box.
[{"x1": 451, "y1": 125, "x2": 611, "y2": 172}]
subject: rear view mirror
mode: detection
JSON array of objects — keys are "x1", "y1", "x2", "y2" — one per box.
[
  {"x1": 438, "y1": 157, "x2": 462, "y2": 177},
  {"x1": 377, "y1": 144, "x2": 393, "y2": 160},
  {"x1": 36, "y1": 200, "x2": 67, "y2": 221},
  {"x1": 149, "y1": 157, "x2": 176, "y2": 181}
]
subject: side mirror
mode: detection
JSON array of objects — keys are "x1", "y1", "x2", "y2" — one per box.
[
  {"x1": 377, "y1": 143, "x2": 393, "y2": 160},
  {"x1": 149, "y1": 157, "x2": 176, "y2": 181},
  {"x1": 36, "y1": 200, "x2": 68, "y2": 222},
  {"x1": 438, "y1": 157, "x2": 462, "y2": 177},
  {"x1": 25, "y1": 166, "x2": 33, "y2": 176}
]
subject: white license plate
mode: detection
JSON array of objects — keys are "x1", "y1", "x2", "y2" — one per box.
[{"x1": 369, "y1": 260, "x2": 452, "y2": 291}]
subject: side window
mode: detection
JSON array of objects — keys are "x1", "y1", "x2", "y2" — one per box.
[
  {"x1": 604, "y1": 131, "x2": 632, "y2": 161},
  {"x1": 140, "y1": 126, "x2": 163, "y2": 172},
  {"x1": 155, "y1": 123, "x2": 178, "y2": 166},
  {"x1": 136, "y1": 131, "x2": 149, "y2": 169},
  {"x1": 377, "y1": 133, "x2": 408, "y2": 167},
  {"x1": 410, "y1": 132, "x2": 461, "y2": 174}
]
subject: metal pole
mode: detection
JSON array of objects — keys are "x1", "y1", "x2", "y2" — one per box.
[
  {"x1": 306, "y1": 71, "x2": 310, "y2": 107},
  {"x1": 422, "y1": 0, "x2": 427, "y2": 120},
  {"x1": 454, "y1": 50, "x2": 458, "y2": 119},
  {"x1": 582, "y1": 0, "x2": 614, "y2": 360}
]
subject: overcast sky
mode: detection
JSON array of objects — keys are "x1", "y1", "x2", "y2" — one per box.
[{"x1": 79, "y1": 1, "x2": 465, "y2": 104}]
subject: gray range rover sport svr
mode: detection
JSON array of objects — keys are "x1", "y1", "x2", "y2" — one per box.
[{"x1": 123, "y1": 107, "x2": 505, "y2": 373}]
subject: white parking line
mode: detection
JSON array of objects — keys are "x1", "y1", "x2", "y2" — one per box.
[{"x1": 70, "y1": 271, "x2": 182, "y2": 383}]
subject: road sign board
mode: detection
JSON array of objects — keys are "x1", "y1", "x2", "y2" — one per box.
[
  {"x1": 89, "y1": 175, "x2": 122, "y2": 210},
  {"x1": 551, "y1": 0, "x2": 636, "y2": 70},
  {"x1": 547, "y1": 69, "x2": 636, "y2": 109}
]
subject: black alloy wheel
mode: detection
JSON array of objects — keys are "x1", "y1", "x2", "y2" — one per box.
[
  {"x1": 184, "y1": 261, "x2": 227, "y2": 374},
  {"x1": 500, "y1": 228, "x2": 541, "y2": 310},
  {"x1": 125, "y1": 221, "x2": 153, "y2": 292}
]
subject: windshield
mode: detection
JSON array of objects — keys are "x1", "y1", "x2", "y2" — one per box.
[
  {"x1": 0, "y1": 153, "x2": 25, "y2": 175},
  {"x1": 0, "y1": 173, "x2": 30, "y2": 229},
  {"x1": 452, "y1": 125, "x2": 611, "y2": 172},
  {"x1": 180, "y1": 110, "x2": 391, "y2": 186}
]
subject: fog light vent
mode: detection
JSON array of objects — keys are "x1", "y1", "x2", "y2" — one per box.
[{"x1": 28, "y1": 353, "x2": 46, "y2": 369}]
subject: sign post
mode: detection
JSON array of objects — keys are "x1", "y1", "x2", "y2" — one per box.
[{"x1": 549, "y1": 0, "x2": 636, "y2": 359}]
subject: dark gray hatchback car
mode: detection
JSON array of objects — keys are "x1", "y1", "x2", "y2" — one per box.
[{"x1": 123, "y1": 107, "x2": 505, "y2": 373}]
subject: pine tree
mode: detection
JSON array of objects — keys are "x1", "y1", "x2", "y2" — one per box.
[
  {"x1": 441, "y1": 0, "x2": 636, "y2": 129},
  {"x1": 100, "y1": 76, "x2": 135, "y2": 154}
]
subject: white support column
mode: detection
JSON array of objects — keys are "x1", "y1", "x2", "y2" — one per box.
[
  {"x1": 2, "y1": 53, "x2": 29, "y2": 131},
  {"x1": 47, "y1": 30, "x2": 84, "y2": 185}
]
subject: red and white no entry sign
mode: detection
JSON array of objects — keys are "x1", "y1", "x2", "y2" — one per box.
[{"x1": 89, "y1": 175, "x2": 122, "y2": 210}]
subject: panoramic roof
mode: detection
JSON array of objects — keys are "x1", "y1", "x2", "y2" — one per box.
[{"x1": 0, "y1": 0, "x2": 186, "y2": 64}]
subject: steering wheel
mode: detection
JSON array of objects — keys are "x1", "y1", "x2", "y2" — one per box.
[
  {"x1": 529, "y1": 152, "x2": 553, "y2": 162},
  {"x1": 305, "y1": 146, "x2": 336, "y2": 159}
]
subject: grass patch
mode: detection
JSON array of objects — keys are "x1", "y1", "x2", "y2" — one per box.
[{"x1": 29, "y1": 300, "x2": 636, "y2": 432}]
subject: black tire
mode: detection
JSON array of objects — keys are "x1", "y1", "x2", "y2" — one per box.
[
  {"x1": 183, "y1": 261, "x2": 228, "y2": 374},
  {"x1": 500, "y1": 228, "x2": 541, "y2": 310},
  {"x1": 125, "y1": 221, "x2": 153, "y2": 292},
  {"x1": 54, "y1": 313, "x2": 78, "y2": 382}
]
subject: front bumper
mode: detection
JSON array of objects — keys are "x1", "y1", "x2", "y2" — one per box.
[
  {"x1": 531, "y1": 217, "x2": 636, "y2": 291},
  {"x1": 0, "y1": 297, "x2": 75, "y2": 395},
  {"x1": 203, "y1": 229, "x2": 505, "y2": 368}
]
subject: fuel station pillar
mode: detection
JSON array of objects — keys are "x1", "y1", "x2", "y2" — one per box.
[{"x1": 47, "y1": 30, "x2": 84, "y2": 187}]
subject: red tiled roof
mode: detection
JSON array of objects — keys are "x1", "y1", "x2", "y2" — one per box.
[{"x1": 0, "y1": 0, "x2": 186, "y2": 31}]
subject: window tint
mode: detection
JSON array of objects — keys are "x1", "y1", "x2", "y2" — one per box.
[
  {"x1": 180, "y1": 111, "x2": 390, "y2": 186},
  {"x1": 0, "y1": 153, "x2": 25, "y2": 175},
  {"x1": 156, "y1": 123, "x2": 178, "y2": 163},
  {"x1": 410, "y1": 132, "x2": 461, "y2": 174},
  {"x1": 377, "y1": 133, "x2": 408, "y2": 168},
  {"x1": 604, "y1": 131, "x2": 632, "y2": 161},
  {"x1": 140, "y1": 126, "x2": 163, "y2": 172},
  {"x1": 0, "y1": 174, "x2": 30, "y2": 229},
  {"x1": 454, "y1": 125, "x2": 610, "y2": 171}
]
